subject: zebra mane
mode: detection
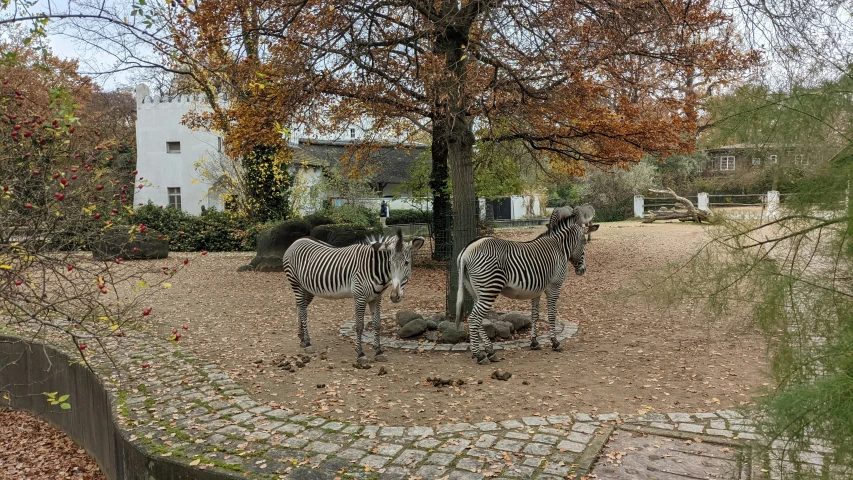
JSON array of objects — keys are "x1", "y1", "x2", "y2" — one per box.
[
  {"x1": 361, "y1": 235, "x2": 397, "y2": 247},
  {"x1": 538, "y1": 214, "x2": 583, "y2": 239}
]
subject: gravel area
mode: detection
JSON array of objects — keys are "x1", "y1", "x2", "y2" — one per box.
[
  {"x1": 0, "y1": 408, "x2": 105, "y2": 479},
  {"x1": 139, "y1": 220, "x2": 770, "y2": 425}
]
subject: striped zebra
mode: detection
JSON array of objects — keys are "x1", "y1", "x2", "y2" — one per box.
[
  {"x1": 456, "y1": 207, "x2": 599, "y2": 364},
  {"x1": 551, "y1": 203, "x2": 596, "y2": 241},
  {"x1": 283, "y1": 229, "x2": 425, "y2": 364}
]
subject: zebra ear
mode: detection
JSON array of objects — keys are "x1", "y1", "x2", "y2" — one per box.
[
  {"x1": 587, "y1": 224, "x2": 600, "y2": 233},
  {"x1": 371, "y1": 241, "x2": 382, "y2": 253},
  {"x1": 396, "y1": 228, "x2": 404, "y2": 252},
  {"x1": 410, "y1": 237, "x2": 425, "y2": 251}
]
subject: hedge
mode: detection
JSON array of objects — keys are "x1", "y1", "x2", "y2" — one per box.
[{"x1": 386, "y1": 208, "x2": 433, "y2": 225}]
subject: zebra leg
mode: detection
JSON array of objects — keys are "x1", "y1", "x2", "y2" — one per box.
[
  {"x1": 546, "y1": 286, "x2": 562, "y2": 351},
  {"x1": 369, "y1": 298, "x2": 387, "y2": 362},
  {"x1": 353, "y1": 298, "x2": 369, "y2": 365},
  {"x1": 529, "y1": 296, "x2": 542, "y2": 350},
  {"x1": 295, "y1": 290, "x2": 315, "y2": 353},
  {"x1": 469, "y1": 293, "x2": 498, "y2": 365}
]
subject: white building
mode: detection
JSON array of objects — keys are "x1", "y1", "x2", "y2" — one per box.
[
  {"x1": 134, "y1": 84, "x2": 227, "y2": 214},
  {"x1": 133, "y1": 83, "x2": 544, "y2": 220}
]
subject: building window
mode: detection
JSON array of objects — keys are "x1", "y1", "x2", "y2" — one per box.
[
  {"x1": 769, "y1": 154, "x2": 778, "y2": 164},
  {"x1": 166, "y1": 141, "x2": 181, "y2": 153},
  {"x1": 794, "y1": 154, "x2": 808, "y2": 165},
  {"x1": 350, "y1": 128, "x2": 356, "y2": 139},
  {"x1": 752, "y1": 157, "x2": 761, "y2": 166},
  {"x1": 719, "y1": 156, "x2": 736, "y2": 171},
  {"x1": 168, "y1": 187, "x2": 182, "y2": 210}
]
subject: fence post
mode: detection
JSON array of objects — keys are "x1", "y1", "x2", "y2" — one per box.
[
  {"x1": 766, "y1": 190, "x2": 780, "y2": 219},
  {"x1": 633, "y1": 195, "x2": 645, "y2": 218},
  {"x1": 698, "y1": 192, "x2": 709, "y2": 211}
]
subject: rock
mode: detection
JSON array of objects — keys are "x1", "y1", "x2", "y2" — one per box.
[
  {"x1": 425, "y1": 331, "x2": 439, "y2": 342},
  {"x1": 500, "y1": 313, "x2": 532, "y2": 331},
  {"x1": 494, "y1": 321, "x2": 514, "y2": 339},
  {"x1": 491, "y1": 369, "x2": 512, "y2": 381},
  {"x1": 485, "y1": 311, "x2": 500, "y2": 321},
  {"x1": 396, "y1": 311, "x2": 423, "y2": 327},
  {"x1": 236, "y1": 264, "x2": 254, "y2": 272},
  {"x1": 430, "y1": 314, "x2": 447, "y2": 324},
  {"x1": 316, "y1": 383, "x2": 325, "y2": 388},
  {"x1": 310, "y1": 224, "x2": 380, "y2": 247},
  {"x1": 378, "y1": 366, "x2": 387, "y2": 376},
  {"x1": 398, "y1": 317, "x2": 428, "y2": 338},
  {"x1": 91, "y1": 229, "x2": 169, "y2": 261},
  {"x1": 243, "y1": 219, "x2": 313, "y2": 272},
  {"x1": 425, "y1": 319, "x2": 438, "y2": 330},
  {"x1": 481, "y1": 319, "x2": 497, "y2": 340},
  {"x1": 438, "y1": 321, "x2": 467, "y2": 344}
]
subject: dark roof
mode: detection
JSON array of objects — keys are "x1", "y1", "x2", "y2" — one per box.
[{"x1": 293, "y1": 139, "x2": 428, "y2": 184}]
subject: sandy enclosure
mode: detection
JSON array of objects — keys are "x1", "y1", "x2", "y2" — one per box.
[{"x1": 138, "y1": 221, "x2": 770, "y2": 425}]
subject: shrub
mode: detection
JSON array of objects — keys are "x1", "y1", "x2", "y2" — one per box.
[
  {"x1": 126, "y1": 203, "x2": 255, "y2": 252},
  {"x1": 386, "y1": 209, "x2": 433, "y2": 225},
  {"x1": 303, "y1": 213, "x2": 336, "y2": 229},
  {"x1": 321, "y1": 204, "x2": 381, "y2": 229}
]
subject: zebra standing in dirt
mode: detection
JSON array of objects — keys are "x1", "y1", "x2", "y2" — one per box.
[
  {"x1": 283, "y1": 229, "x2": 425, "y2": 364},
  {"x1": 456, "y1": 207, "x2": 598, "y2": 364}
]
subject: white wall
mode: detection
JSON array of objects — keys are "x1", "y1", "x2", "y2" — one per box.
[
  {"x1": 134, "y1": 84, "x2": 224, "y2": 215},
  {"x1": 510, "y1": 194, "x2": 544, "y2": 219}
]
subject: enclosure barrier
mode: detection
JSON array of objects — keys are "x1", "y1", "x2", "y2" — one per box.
[{"x1": 634, "y1": 191, "x2": 781, "y2": 220}]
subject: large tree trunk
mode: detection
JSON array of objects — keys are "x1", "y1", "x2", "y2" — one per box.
[
  {"x1": 430, "y1": 115, "x2": 451, "y2": 262},
  {"x1": 439, "y1": 18, "x2": 478, "y2": 317}
]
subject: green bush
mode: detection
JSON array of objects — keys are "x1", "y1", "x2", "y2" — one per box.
[
  {"x1": 303, "y1": 213, "x2": 336, "y2": 229},
  {"x1": 126, "y1": 203, "x2": 256, "y2": 252},
  {"x1": 321, "y1": 204, "x2": 381, "y2": 229},
  {"x1": 386, "y1": 209, "x2": 433, "y2": 225}
]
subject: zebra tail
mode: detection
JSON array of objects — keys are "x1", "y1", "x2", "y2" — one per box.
[{"x1": 455, "y1": 251, "x2": 466, "y2": 327}]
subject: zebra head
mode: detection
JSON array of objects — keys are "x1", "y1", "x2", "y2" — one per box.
[
  {"x1": 566, "y1": 223, "x2": 599, "y2": 276},
  {"x1": 385, "y1": 229, "x2": 425, "y2": 303}
]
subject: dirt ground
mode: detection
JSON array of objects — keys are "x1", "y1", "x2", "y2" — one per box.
[
  {"x1": 0, "y1": 409, "x2": 105, "y2": 479},
  {"x1": 141, "y1": 221, "x2": 770, "y2": 426}
]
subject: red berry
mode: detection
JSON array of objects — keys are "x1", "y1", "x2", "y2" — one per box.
[
  {"x1": 32, "y1": 170, "x2": 40, "y2": 175},
  {"x1": 139, "y1": 225, "x2": 146, "y2": 233},
  {"x1": 96, "y1": 185, "x2": 103, "y2": 191},
  {"x1": 71, "y1": 168, "x2": 77, "y2": 173},
  {"x1": 142, "y1": 307, "x2": 152, "y2": 316},
  {"x1": 15, "y1": 280, "x2": 22, "y2": 286},
  {"x1": 24, "y1": 203, "x2": 33, "y2": 209},
  {"x1": 93, "y1": 213, "x2": 101, "y2": 219},
  {"x1": 141, "y1": 363, "x2": 150, "y2": 368},
  {"x1": 115, "y1": 258, "x2": 123, "y2": 264},
  {"x1": 68, "y1": 127, "x2": 74, "y2": 133},
  {"x1": 182, "y1": 325, "x2": 188, "y2": 330},
  {"x1": 67, "y1": 265, "x2": 73, "y2": 271},
  {"x1": 201, "y1": 251, "x2": 208, "y2": 255},
  {"x1": 55, "y1": 193, "x2": 65, "y2": 201},
  {"x1": 131, "y1": 170, "x2": 138, "y2": 175},
  {"x1": 53, "y1": 173, "x2": 60, "y2": 179},
  {"x1": 174, "y1": 334, "x2": 181, "y2": 341},
  {"x1": 60, "y1": 178, "x2": 67, "y2": 186},
  {"x1": 71, "y1": 175, "x2": 77, "y2": 180},
  {"x1": 23, "y1": 130, "x2": 31, "y2": 137},
  {"x1": 183, "y1": 259, "x2": 188, "y2": 265},
  {"x1": 13, "y1": 124, "x2": 21, "y2": 130},
  {"x1": 172, "y1": 329, "x2": 178, "y2": 334},
  {"x1": 78, "y1": 344, "x2": 87, "y2": 351}
]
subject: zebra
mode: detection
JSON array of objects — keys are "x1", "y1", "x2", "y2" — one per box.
[
  {"x1": 551, "y1": 203, "x2": 596, "y2": 241},
  {"x1": 283, "y1": 229, "x2": 425, "y2": 364},
  {"x1": 456, "y1": 207, "x2": 599, "y2": 364}
]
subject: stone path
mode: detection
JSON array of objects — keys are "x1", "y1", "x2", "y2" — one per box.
[{"x1": 0, "y1": 323, "x2": 835, "y2": 479}]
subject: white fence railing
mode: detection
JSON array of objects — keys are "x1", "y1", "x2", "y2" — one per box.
[{"x1": 634, "y1": 191, "x2": 782, "y2": 220}]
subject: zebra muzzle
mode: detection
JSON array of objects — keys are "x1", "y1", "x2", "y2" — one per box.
[{"x1": 390, "y1": 292, "x2": 403, "y2": 303}]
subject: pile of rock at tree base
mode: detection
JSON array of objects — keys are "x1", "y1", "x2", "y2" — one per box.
[{"x1": 394, "y1": 310, "x2": 533, "y2": 343}]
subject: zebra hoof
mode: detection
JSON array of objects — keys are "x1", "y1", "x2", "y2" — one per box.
[
  {"x1": 476, "y1": 354, "x2": 491, "y2": 365},
  {"x1": 551, "y1": 342, "x2": 563, "y2": 352},
  {"x1": 487, "y1": 352, "x2": 502, "y2": 362},
  {"x1": 529, "y1": 340, "x2": 542, "y2": 351},
  {"x1": 356, "y1": 355, "x2": 370, "y2": 366},
  {"x1": 304, "y1": 345, "x2": 316, "y2": 354},
  {"x1": 374, "y1": 353, "x2": 388, "y2": 363}
]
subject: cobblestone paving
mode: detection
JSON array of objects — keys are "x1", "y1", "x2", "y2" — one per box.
[{"x1": 1, "y1": 325, "x2": 834, "y2": 479}]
